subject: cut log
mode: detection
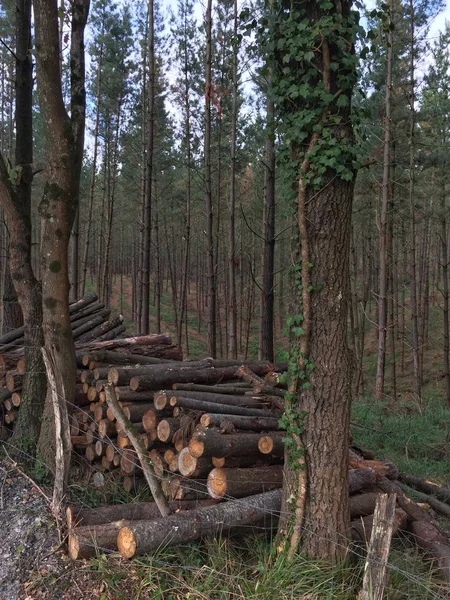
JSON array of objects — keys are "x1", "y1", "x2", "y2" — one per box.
[
  {"x1": 79, "y1": 334, "x2": 173, "y2": 351},
  {"x1": 69, "y1": 293, "x2": 99, "y2": 315},
  {"x1": 173, "y1": 383, "x2": 250, "y2": 395},
  {"x1": 66, "y1": 499, "x2": 218, "y2": 529},
  {"x1": 167, "y1": 476, "x2": 210, "y2": 501},
  {"x1": 199, "y1": 413, "x2": 280, "y2": 432},
  {"x1": 157, "y1": 418, "x2": 181, "y2": 443},
  {"x1": 170, "y1": 397, "x2": 277, "y2": 418},
  {"x1": 178, "y1": 447, "x2": 212, "y2": 478},
  {"x1": 114, "y1": 388, "x2": 154, "y2": 402},
  {"x1": 399, "y1": 473, "x2": 450, "y2": 505},
  {"x1": 77, "y1": 315, "x2": 124, "y2": 345},
  {"x1": 96, "y1": 324, "x2": 126, "y2": 341},
  {"x1": 72, "y1": 315, "x2": 106, "y2": 340},
  {"x1": 348, "y1": 468, "x2": 377, "y2": 495},
  {"x1": 397, "y1": 483, "x2": 450, "y2": 519},
  {"x1": 349, "y1": 493, "x2": 379, "y2": 518},
  {"x1": 122, "y1": 403, "x2": 157, "y2": 423},
  {"x1": 189, "y1": 430, "x2": 282, "y2": 459},
  {"x1": 83, "y1": 349, "x2": 176, "y2": 368},
  {"x1": 68, "y1": 520, "x2": 127, "y2": 559},
  {"x1": 207, "y1": 465, "x2": 283, "y2": 499},
  {"x1": 117, "y1": 488, "x2": 282, "y2": 558},
  {"x1": 258, "y1": 434, "x2": 284, "y2": 455},
  {"x1": 130, "y1": 365, "x2": 273, "y2": 393}
]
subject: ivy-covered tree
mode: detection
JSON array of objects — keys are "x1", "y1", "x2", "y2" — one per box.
[{"x1": 270, "y1": 0, "x2": 361, "y2": 562}]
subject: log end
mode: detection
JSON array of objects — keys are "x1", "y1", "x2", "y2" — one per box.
[
  {"x1": 118, "y1": 527, "x2": 136, "y2": 559},
  {"x1": 207, "y1": 468, "x2": 227, "y2": 500},
  {"x1": 188, "y1": 438, "x2": 204, "y2": 458}
]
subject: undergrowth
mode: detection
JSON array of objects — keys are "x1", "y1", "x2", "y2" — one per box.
[
  {"x1": 351, "y1": 397, "x2": 450, "y2": 482},
  {"x1": 30, "y1": 534, "x2": 446, "y2": 599}
]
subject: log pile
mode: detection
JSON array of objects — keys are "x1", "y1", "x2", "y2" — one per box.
[
  {"x1": 0, "y1": 294, "x2": 182, "y2": 439},
  {"x1": 64, "y1": 355, "x2": 450, "y2": 585}
]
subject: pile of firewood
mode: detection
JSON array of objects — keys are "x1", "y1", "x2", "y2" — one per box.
[
  {"x1": 66, "y1": 356, "x2": 450, "y2": 586},
  {"x1": 0, "y1": 293, "x2": 131, "y2": 437}
]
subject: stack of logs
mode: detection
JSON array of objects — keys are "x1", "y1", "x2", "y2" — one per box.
[
  {"x1": 0, "y1": 293, "x2": 183, "y2": 438},
  {"x1": 67, "y1": 357, "x2": 450, "y2": 585}
]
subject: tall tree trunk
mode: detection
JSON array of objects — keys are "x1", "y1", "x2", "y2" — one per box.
[
  {"x1": 408, "y1": 0, "x2": 421, "y2": 401},
  {"x1": 140, "y1": 0, "x2": 155, "y2": 335},
  {"x1": 0, "y1": 0, "x2": 47, "y2": 454},
  {"x1": 259, "y1": 68, "x2": 276, "y2": 362},
  {"x1": 375, "y1": 1, "x2": 393, "y2": 401},
  {"x1": 34, "y1": 0, "x2": 90, "y2": 469},
  {"x1": 81, "y1": 47, "x2": 102, "y2": 298},
  {"x1": 204, "y1": 0, "x2": 216, "y2": 358},
  {"x1": 227, "y1": 0, "x2": 238, "y2": 359},
  {"x1": 440, "y1": 178, "x2": 450, "y2": 408},
  {"x1": 277, "y1": 0, "x2": 356, "y2": 563}
]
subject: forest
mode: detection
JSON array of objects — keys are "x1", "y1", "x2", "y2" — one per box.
[{"x1": 1, "y1": 0, "x2": 450, "y2": 598}]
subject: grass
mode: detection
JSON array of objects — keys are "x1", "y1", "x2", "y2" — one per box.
[
  {"x1": 351, "y1": 396, "x2": 450, "y2": 481},
  {"x1": 29, "y1": 534, "x2": 445, "y2": 599}
]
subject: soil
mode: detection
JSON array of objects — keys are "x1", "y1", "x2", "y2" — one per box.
[{"x1": 0, "y1": 458, "x2": 61, "y2": 599}]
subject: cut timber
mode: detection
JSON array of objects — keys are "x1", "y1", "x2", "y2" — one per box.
[
  {"x1": 114, "y1": 388, "x2": 154, "y2": 402},
  {"x1": 357, "y1": 494, "x2": 397, "y2": 600},
  {"x1": 236, "y1": 364, "x2": 285, "y2": 398},
  {"x1": 258, "y1": 434, "x2": 284, "y2": 455},
  {"x1": 156, "y1": 389, "x2": 266, "y2": 409},
  {"x1": 200, "y1": 413, "x2": 280, "y2": 432},
  {"x1": 130, "y1": 364, "x2": 272, "y2": 393},
  {"x1": 399, "y1": 473, "x2": 450, "y2": 505},
  {"x1": 349, "y1": 493, "x2": 379, "y2": 518},
  {"x1": 157, "y1": 418, "x2": 181, "y2": 442},
  {"x1": 76, "y1": 315, "x2": 124, "y2": 344},
  {"x1": 122, "y1": 403, "x2": 156, "y2": 423},
  {"x1": 80, "y1": 334, "x2": 173, "y2": 351},
  {"x1": 207, "y1": 465, "x2": 283, "y2": 499},
  {"x1": 189, "y1": 430, "x2": 282, "y2": 459},
  {"x1": 66, "y1": 499, "x2": 218, "y2": 529},
  {"x1": 167, "y1": 476, "x2": 210, "y2": 501},
  {"x1": 142, "y1": 408, "x2": 159, "y2": 432},
  {"x1": 97, "y1": 324, "x2": 126, "y2": 341},
  {"x1": 117, "y1": 488, "x2": 282, "y2": 558},
  {"x1": 348, "y1": 468, "x2": 377, "y2": 495},
  {"x1": 173, "y1": 383, "x2": 250, "y2": 395},
  {"x1": 82, "y1": 350, "x2": 175, "y2": 367},
  {"x1": 397, "y1": 482, "x2": 450, "y2": 519},
  {"x1": 178, "y1": 447, "x2": 212, "y2": 478},
  {"x1": 68, "y1": 293, "x2": 99, "y2": 315},
  {"x1": 410, "y1": 520, "x2": 450, "y2": 583},
  {"x1": 170, "y1": 396, "x2": 276, "y2": 418},
  {"x1": 68, "y1": 520, "x2": 128, "y2": 559}
]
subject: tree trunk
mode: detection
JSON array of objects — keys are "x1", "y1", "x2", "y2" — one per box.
[
  {"x1": 375, "y1": 3, "x2": 393, "y2": 401},
  {"x1": 204, "y1": 0, "x2": 216, "y2": 357},
  {"x1": 140, "y1": 0, "x2": 155, "y2": 335},
  {"x1": 34, "y1": 0, "x2": 90, "y2": 469}
]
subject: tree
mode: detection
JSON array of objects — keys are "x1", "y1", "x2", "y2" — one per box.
[
  {"x1": 0, "y1": 0, "x2": 47, "y2": 455},
  {"x1": 271, "y1": 0, "x2": 360, "y2": 561},
  {"x1": 33, "y1": 0, "x2": 90, "y2": 465}
]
